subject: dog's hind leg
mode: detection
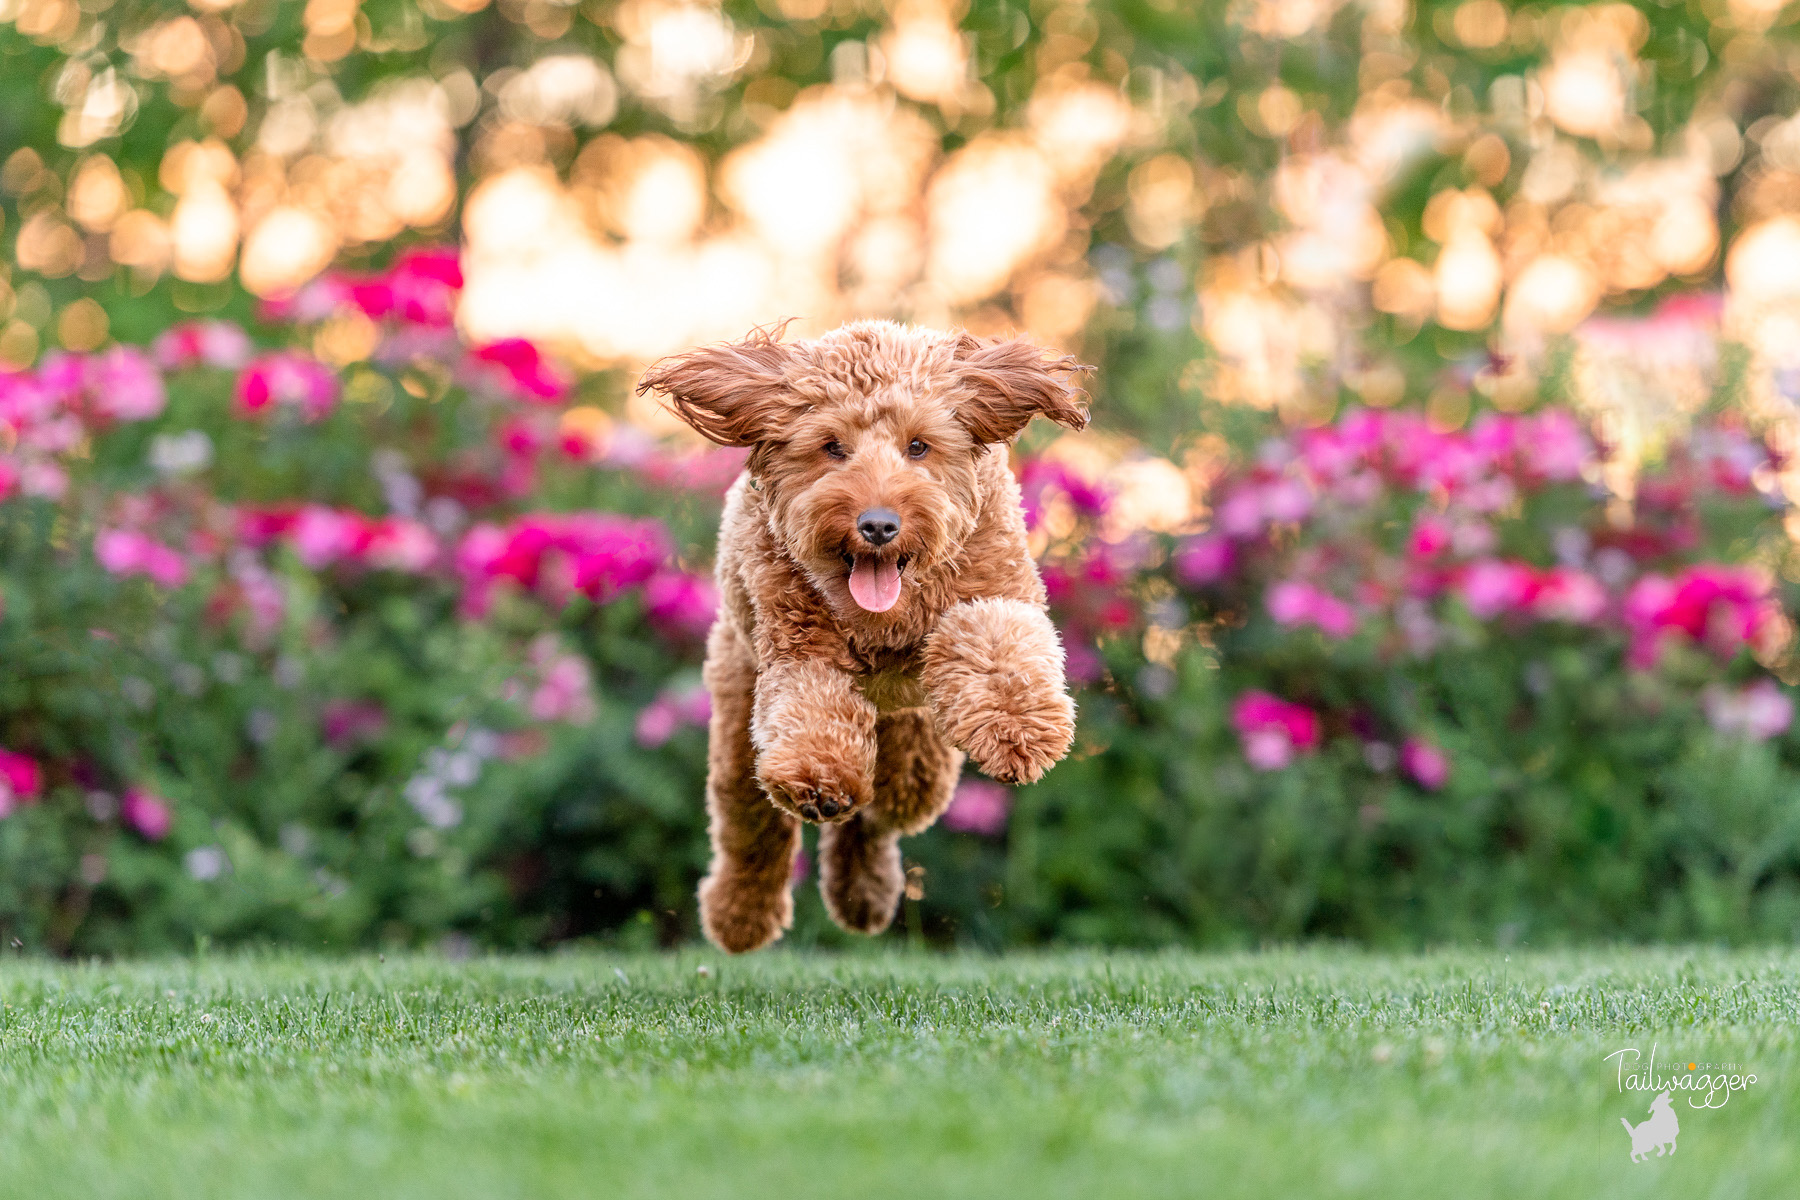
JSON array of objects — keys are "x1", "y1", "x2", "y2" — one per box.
[
  {"x1": 819, "y1": 708, "x2": 961, "y2": 935},
  {"x1": 697, "y1": 620, "x2": 801, "y2": 953}
]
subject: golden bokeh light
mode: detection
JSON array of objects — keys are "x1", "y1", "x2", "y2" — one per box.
[
  {"x1": 171, "y1": 180, "x2": 240, "y2": 282},
  {"x1": 240, "y1": 206, "x2": 339, "y2": 297},
  {"x1": 56, "y1": 297, "x2": 108, "y2": 351},
  {"x1": 881, "y1": 1, "x2": 969, "y2": 107},
  {"x1": 1433, "y1": 231, "x2": 1503, "y2": 331},
  {"x1": 68, "y1": 156, "x2": 129, "y2": 232},
  {"x1": 1503, "y1": 254, "x2": 1599, "y2": 338},
  {"x1": 927, "y1": 137, "x2": 1065, "y2": 303}
]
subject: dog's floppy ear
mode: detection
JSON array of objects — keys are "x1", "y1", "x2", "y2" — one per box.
[
  {"x1": 950, "y1": 332, "x2": 1091, "y2": 445},
  {"x1": 636, "y1": 325, "x2": 794, "y2": 447}
]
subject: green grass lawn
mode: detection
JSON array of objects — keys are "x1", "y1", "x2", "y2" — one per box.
[{"x1": 0, "y1": 948, "x2": 1791, "y2": 1199}]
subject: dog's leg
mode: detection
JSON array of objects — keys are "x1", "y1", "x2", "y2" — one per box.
[
  {"x1": 818, "y1": 708, "x2": 961, "y2": 935},
  {"x1": 923, "y1": 598, "x2": 1075, "y2": 784},
  {"x1": 697, "y1": 621, "x2": 801, "y2": 954},
  {"x1": 752, "y1": 657, "x2": 877, "y2": 822}
]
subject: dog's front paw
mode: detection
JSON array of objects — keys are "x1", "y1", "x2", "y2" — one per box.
[
  {"x1": 924, "y1": 599, "x2": 1076, "y2": 785},
  {"x1": 955, "y1": 687, "x2": 1075, "y2": 784},
  {"x1": 756, "y1": 749, "x2": 872, "y2": 823}
]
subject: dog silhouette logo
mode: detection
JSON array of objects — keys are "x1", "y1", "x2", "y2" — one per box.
[{"x1": 1621, "y1": 1090, "x2": 1679, "y2": 1162}]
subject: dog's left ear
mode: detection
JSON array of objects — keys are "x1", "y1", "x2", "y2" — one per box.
[{"x1": 950, "y1": 333, "x2": 1092, "y2": 445}]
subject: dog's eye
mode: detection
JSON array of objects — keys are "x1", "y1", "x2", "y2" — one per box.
[
  {"x1": 907, "y1": 439, "x2": 929, "y2": 459},
  {"x1": 824, "y1": 440, "x2": 847, "y2": 460}
]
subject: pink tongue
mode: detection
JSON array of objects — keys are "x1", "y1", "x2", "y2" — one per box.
[{"x1": 848, "y1": 557, "x2": 903, "y2": 612}]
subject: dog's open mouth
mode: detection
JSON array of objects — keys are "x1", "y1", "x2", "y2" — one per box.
[{"x1": 842, "y1": 553, "x2": 908, "y2": 613}]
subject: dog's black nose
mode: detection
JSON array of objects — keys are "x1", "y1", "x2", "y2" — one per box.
[{"x1": 856, "y1": 507, "x2": 901, "y2": 548}]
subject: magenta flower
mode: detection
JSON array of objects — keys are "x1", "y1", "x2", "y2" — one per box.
[
  {"x1": 1019, "y1": 459, "x2": 1112, "y2": 526},
  {"x1": 152, "y1": 320, "x2": 253, "y2": 371},
  {"x1": 1173, "y1": 534, "x2": 1235, "y2": 587},
  {"x1": 467, "y1": 338, "x2": 572, "y2": 404},
  {"x1": 1407, "y1": 514, "x2": 1452, "y2": 559},
  {"x1": 321, "y1": 700, "x2": 388, "y2": 748},
  {"x1": 1530, "y1": 567, "x2": 1607, "y2": 624},
  {"x1": 362, "y1": 518, "x2": 439, "y2": 573},
  {"x1": 37, "y1": 348, "x2": 166, "y2": 424},
  {"x1": 644, "y1": 570, "x2": 718, "y2": 640},
  {"x1": 1623, "y1": 565, "x2": 1777, "y2": 667},
  {"x1": 635, "y1": 683, "x2": 713, "y2": 748},
  {"x1": 86, "y1": 346, "x2": 168, "y2": 422},
  {"x1": 1399, "y1": 738, "x2": 1450, "y2": 790},
  {"x1": 290, "y1": 505, "x2": 365, "y2": 569},
  {"x1": 1518, "y1": 410, "x2": 1591, "y2": 482},
  {"x1": 942, "y1": 778, "x2": 1012, "y2": 835},
  {"x1": 95, "y1": 529, "x2": 189, "y2": 588},
  {"x1": 0, "y1": 748, "x2": 42, "y2": 816},
  {"x1": 1267, "y1": 580, "x2": 1356, "y2": 639},
  {"x1": 1231, "y1": 691, "x2": 1322, "y2": 771},
  {"x1": 120, "y1": 787, "x2": 173, "y2": 840},
  {"x1": 347, "y1": 246, "x2": 464, "y2": 328},
  {"x1": 634, "y1": 697, "x2": 680, "y2": 748},
  {"x1": 1456, "y1": 559, "x2": 1537, "y2": 620},
  {"x1": 236, "y1": 352, "x2": 340, "y2": 421}
]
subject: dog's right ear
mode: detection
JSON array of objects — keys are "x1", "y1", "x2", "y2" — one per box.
[{"x1": 636, "y1": 325, "x2": 794, "y2": 447}]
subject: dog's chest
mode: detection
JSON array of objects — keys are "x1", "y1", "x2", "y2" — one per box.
[{"x1": 850, "y1": 647, "x2": 927, "y2": 713}]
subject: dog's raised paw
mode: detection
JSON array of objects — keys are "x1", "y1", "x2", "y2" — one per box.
[
  {"x1": 958, "y1": 692, "x2": 1075, "y2": 785},
  {"x1": 757, "y1": 766, "x2": 869, "y2": 824}
]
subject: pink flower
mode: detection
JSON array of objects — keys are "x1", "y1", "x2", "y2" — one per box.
[
  {"x1": 942, "y1": 778, "x2": 1011, "y2": 835},
  {"x1": 153, "y1": 320, "x2": 253, "y2": 370},
  {"x1": 526, "y1": 636, "x2": 596, "y2": 724},
  {"x1": 1267, "y1": 580, "x2": 1356, "y2": 639},
  {"x1": 644, "y1": 570, "x2": 718, "y2": 639},
  {"x1": 362, "y1": 518, "x2": 439, "y2": 573},
  {"x1": 95, "y1": 529, "x2": 189, "y2": 588},
  {"x1": 1173, "y1": 534, "x2": 1235, "y2": 587},
  {"x1": 120, "y1": 787, "x2": 173, "y2": 840},
  {"x1": 291, "y1": 505, "x2": 365, "y2": 569},
  {"x1": 1518, "y1": 410, "x2": 1591, "y2": 482},
  {"x1": 347, "y1": 247, "x2": 464, "y2": 327},
  {"x1": 321, "y1": 700, "x2": 388, "y2": 748},
  {"x1": 1530, "y1": 568, "x2": 1607, "y2": 624},
  {"x1": 467, "y1": 339, "x2": 572, "y2": 404},
  {"x1": 1231, "y1": 691, "x2": 1322, "y2": 771},
  {"x1": 1399, "y1": 738, "x2": 1450, "y2": 790},
  {"x1": 85, "y1": 346, "x2": 167, "y2": 422},
  {"x1": 1703, "y1": 680, "x2": 1794, "y2": 742},
  {"x1": 1457, "y1": 559, "x2": 1537, "y2": 620},
  {"x1": 1019, "y1": 459, "x2": 1112, "y2": 525},
  {"x1": 257, "y1": 275, "x2": 354, "y2": 324},
  {"x1": 1623, "y1": 565, "x2": 1777, "y2": 667},
  {"x1": 236, "y1": 352, "x2": 340, "y2": 421},
  {"x1": 1215, "y1": 488, "x2": 1265, "y2": 537},
  {"x1": 36, "y1": 348, "x2": 165, "y2": 424},
  {"x1": 0, "y1": 748, "x2": 42, "y2": 816},
  {"x1": 19, "y1": 460, "x2": 66, "y2": 499},
  {"x1": 634, "y1": 697, "x2": 680, "y2": 748},
  {"x1": 1407, "y1": 514, "x2": 1452, "y2": 559},
  {"x1": 634, "y1": 685, "x2": 709, "y2": 748}
]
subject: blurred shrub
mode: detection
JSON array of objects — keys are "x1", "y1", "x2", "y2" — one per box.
[{"x1": 9, "y1": 0, "x2": 1800, "y2": 950}]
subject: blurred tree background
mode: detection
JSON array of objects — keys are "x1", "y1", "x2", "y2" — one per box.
[{"x1": 8, "y1": 0, "x2": 1800, "y2": 952}]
